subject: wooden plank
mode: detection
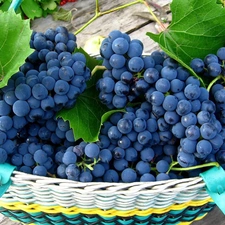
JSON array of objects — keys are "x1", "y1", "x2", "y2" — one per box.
[{"x1": 31, "y1": 0, "x2": 172, "y2": 54}]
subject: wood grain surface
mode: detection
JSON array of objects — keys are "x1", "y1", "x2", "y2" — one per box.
[{"x1": 1, "y1": 0, "x2": 225, "y2": 224}]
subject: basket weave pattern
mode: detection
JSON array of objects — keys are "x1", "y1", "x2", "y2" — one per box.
[{"x1": 1, "y1": 171, "x2": 210, "y2": 210}]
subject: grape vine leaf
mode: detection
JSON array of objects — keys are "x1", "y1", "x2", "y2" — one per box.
[
  {"x1": 0, "y1": 9, "x2": 33, "y2": 88},
  {"x1": 57, "y1": 48, "x2": 124, "y2": 143},
  {"x1": 20, "y1": 0, "x2": 43, "y2": 19},
  {"x1": 147, "y1": 0, "x2": 225, "y2": 83}
]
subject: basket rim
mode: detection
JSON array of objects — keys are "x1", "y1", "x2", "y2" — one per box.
[{"x1": 10, "y1": 171, "x2": 206, "y2": 194}]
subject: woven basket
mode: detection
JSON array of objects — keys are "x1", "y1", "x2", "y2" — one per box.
[{"x1": 0, "y1": 169, "x2": 215, "y2": 225}]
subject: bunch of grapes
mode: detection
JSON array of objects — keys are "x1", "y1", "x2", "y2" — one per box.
[
  {"x1": 53, "y1": 31, "x2": 225, "y2": 183},
  {"x1": 1, "y1": 28, "x2": 225, "y2": 183},
  {"x1": 0, "y1": 26, "x2": 91, "y2": 176}
]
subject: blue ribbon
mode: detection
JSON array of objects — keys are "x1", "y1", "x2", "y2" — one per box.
[
  {"x1": 0, "y1": 163, "x2": 16, "y2": 198},
  {"x1": 8, "y1": 0, "x2": 23, "y2": 11},
  {"x1": 200, "y1": 166, "x2": 225, "y2": 214}
]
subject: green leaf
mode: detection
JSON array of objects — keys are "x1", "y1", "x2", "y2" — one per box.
[
  {"x1": 147, "y1": 0, "x2": 225, "y2": 86},
  {"x1": 0, "y1": 1, "x2": 11, "y2": 11},
  {"x1": 0, "y1": 9, "x2": 33, "y2": 88},
  {"x1": 52, "y1": 8, "x2": 73, "y2": 22},
  {"x1": 21, "y1": 0, "x2": 43, "y2": 19},
  {"x1": 41, "y1": 0, "x2": 58, "y2": 11}
]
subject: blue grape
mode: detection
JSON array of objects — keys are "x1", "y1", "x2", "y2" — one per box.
[
  {"x1": 136, "y1": 161, "x2": 151, "y2": 175},
  {"x1": 204, "y1": 54, "x2": 218, "y2": 65},
  {"x1": 113, "y1": 159, "x2": 128, "y2": 171},
  {"x1": 125, "y1": 147, "x2": 138, "y2": 162},
  {"x1": 196, "y1": 140, "x2": 212, "y2": 157},
  {"x1": 121, "y1": 168, "x2": 137, "y2": 182},
  {"x1": 148, "y1": 91, "x2": 164, "y2": 106},
  {"x1": 156, "y1": 160, "x2": 169, "y2": 173},
  {"x1": 99, "y1": 149, "x2": 112, "y2": 163},
  {"x1": 0, "y1": 100, "x2": 11, "y2": 116},
  {"x1": 112, "y1": 147, "x2": 125, "y2": 159},
  {"x1": 207, "y1": 62, "x2": 222, "y2": 77},
  {"x1": 33, "y1": 165, "x2": 47, "y2": 176},
  {"x1": 54, "y1": 80, "x2": 70, "y2": 95},
  {"x1": 217, "y1": 47, "x2": 225, "y2": 60},
  {"x1": 177, "y1": 151, "x2": 196, "y2": 167},
  {"x1": 143, "y1": 68, "x2": 159, "y2": 84},
  {"x1": 197, "y1": 111, "x2": 211, "y2": 125},
  {"x1": 185, "y1": 125, "x2": 200, "y2": 140},
  {"x1": 137, "y1": 130, "x2": 152, "y2": 145},
  {"x1": 200, "y1": 123, "x2": 217, "y2": 140},
  {"x1": 114, "y1": 81, "x2": 129, "y2": 96},
  {"x1": 117, "y1": 118, "x2": 133, "y2": 134},
  {"x1": 117, "y1": 136, "x2": 131, "y2": 149},
  {"x1": 109, "y1": 54, "x2": 126, "y2": 69},
  {"x1": 112, "y1": 37, "x2": 129, "y2": 54},
  {"x1": 155, "y1": 78, "x2": 170, "y2": 93},
  {"x1": 34, "y1": 149, "x2": 48, "y2": 165},
  {"x1": 162, "y1": 95, "x2": 178, "y2": 111},
  {"x1": 190, "y1": 58, "x2": 205, "y2": 73},
  {"x1": 92, "y1": 164, "x2": 105, "y2": 178},
  {"x1": 20, "y1": 166, "x2": 32, "y2": 174},
  {"x1": 133, "y1": 118, "x2": 146, "y2": 132},
  {"x1": 23, "y1": 153, "x2": 35, "y2": 167},
  {"x1": 161, "y1": 66, "x2": 177, "y2": 80},
  {"x1": 0, "y1": 116, "x2": 13, "y2": 132},
  {"x1": 33, "y1": 36, "x2": 47, "y2": 51},
  {"x1": 112, "y1": 95, "x2": 127, "y2": 108},
  {"x1": 184, "y1": 84, "x2": 201, "y2": 100},
  {"x1": 181, "y1": 112, "x2": 197, "y2": 127},
  {"x1": 128, "y1": 57, "x2": 144, "y2": 72},
  {"x1": 0, "y1": 131, "x2": 7, "y2": 145},
  {"x1": 62, "y1": 151, "x2": 77, "y2": 165},
  {"x1": 3, "y1": 91, "x2": 17, "y2": 106},
  {"x1": 164, "y1": 111, "x2": 180, "y2": 125},
  {"x1": 18, "y1": 143, "x2": 29, "y2": 155},
  {"x1": 201, "y1": 100, "x2": 215, "y2": 114},
  {"x1": 180, "y1": 138, "x2": 197, "y2": 154},
  {"x1": 140, "y1": 173, "x2": 155, "y2": 182},
  {"x1": 32, "y1": 84, "x2": 48, "y2": 100},
  {"x1": 57, "y1": 164, "x2": 67, "y2": 178},
  {"x1": 176, "y1": 99, "x2": 192, "y2": 116},
  {"x1": 15, "y1": 84, "x2": 31, "y2": 100},
  {"x1": 146, "y1": 118, "x2": 158, "y2": 132},
  {"x1": 140, "y1": 147, "x2": 154, "y2": 162},
  {"x1": 0, "y1": 148, "x2": 7, "y2": 163},
  {"x1": 127, "y1": 42, "x2": 143, "y2": 58},
  {"x1": 156, "y1": 173, "x2": 170, "y2": 181},
  {"x1": 84, "y1": 143, "x2": 100, "y2": 159},
  {"x1": 103, "y1": 169, "x2": 119, "y2": 182}
]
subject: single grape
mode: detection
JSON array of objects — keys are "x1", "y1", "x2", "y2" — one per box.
[
  {"x1": 84, "y1": 143, "x2": 100, "y2": 159},
  {"x1": 121, "y1": 168, "x2": 137, "y2": 182}
]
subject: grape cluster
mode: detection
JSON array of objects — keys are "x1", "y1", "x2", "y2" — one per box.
[
  {"x1": 97, "y1": 30, "x2": 162, "y2": 109},
  {"x1": 55, "y1": 36, "x2": 225, "y2": 182},
  {"x1": 1, "y1": 28, "x2": 225, "y2": 183},
  {"x1": 190, "y1": 47, "x2": 225, "y2": 77},
  {"x1": 0, "y1": 26, "x2": 91, "y2": 176}
]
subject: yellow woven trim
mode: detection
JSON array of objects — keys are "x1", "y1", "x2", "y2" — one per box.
[{"x1": 0, "y1": 198, "x2": 213, "y2": 217}]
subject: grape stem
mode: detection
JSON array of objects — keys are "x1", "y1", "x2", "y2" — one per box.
[
  {"x1": 74, "y1": 0, "x2": 165, "y2": 35},
  {"x1": 207, "y1": 74, "x2": 225, "y2": 92},
  {"x1": 91, "y1": 65, "x2": 106, "y2": 76},
  {"x1": 170, "y1": 162, "x2": 220, "y2": 172}
]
